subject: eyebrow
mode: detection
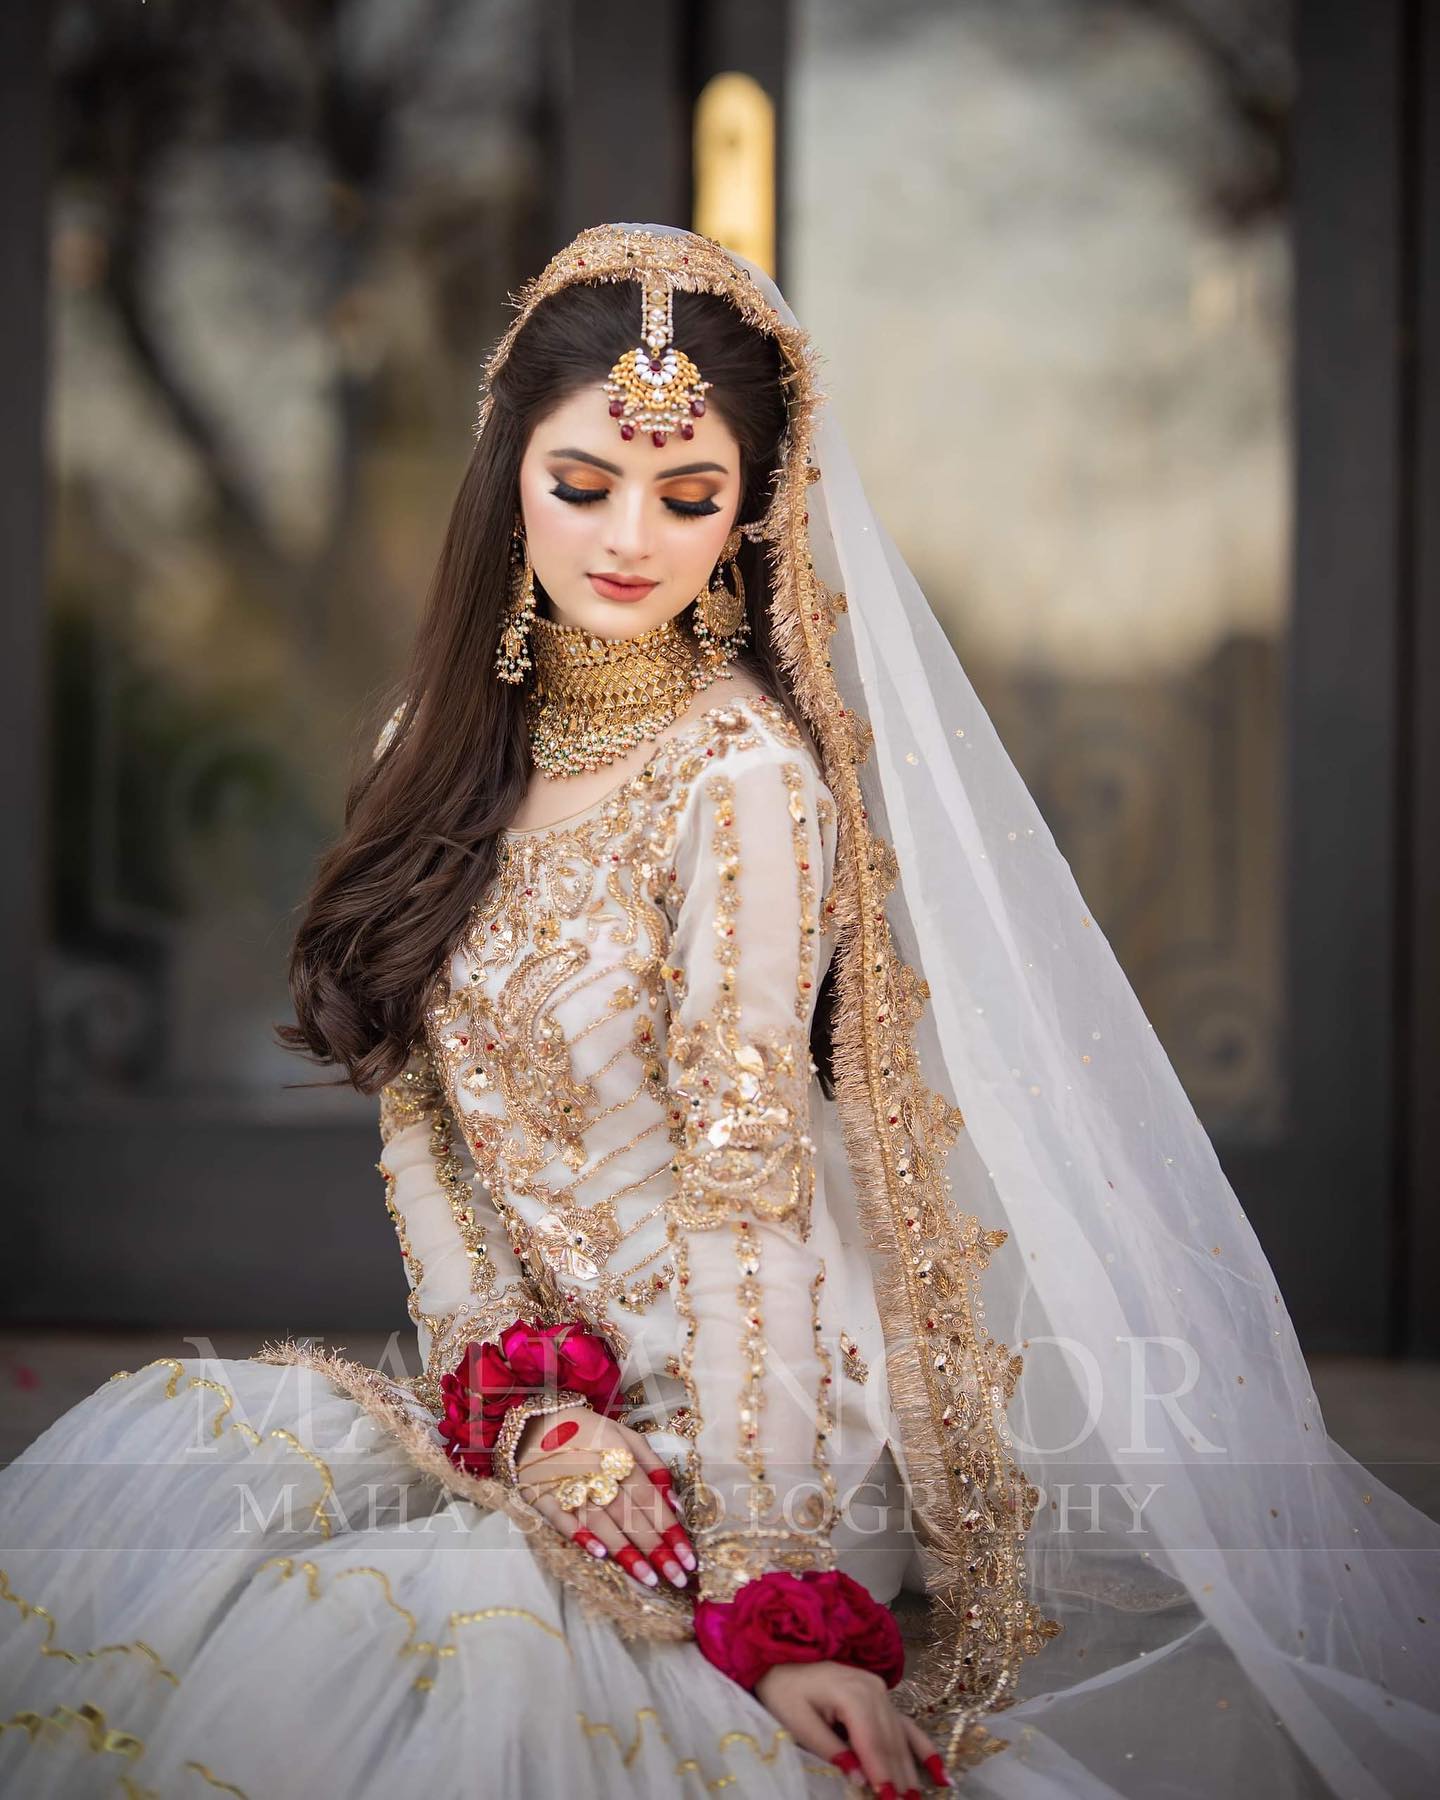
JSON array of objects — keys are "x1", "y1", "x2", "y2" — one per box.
[{"x1": 546, "y1": 446, "x2": 729, "y2": 479}]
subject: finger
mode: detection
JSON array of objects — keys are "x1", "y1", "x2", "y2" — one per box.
[
  {"x1": 530, "y1": 1492, "x2": 609, "y2": 1562},
  {"x1": 619, "y1": 1432, "x2": 687, "y2": 1518},
  {"x1": 830, "y1": 1682, "x2": 897, "y2": 1795},
  {"x1": 611, "y1": 1467, "x2": 691, "y2": 1562},
  {"x1": 603, "y1": 1475, "x2": 691, "y2": 1588},
  {"x1": 765, "y1": 1695, "x2": 865, "y2": 1786},
  {"x1": 531, "y1": 1492, "x2": 659, "y2": 1587},
  {"x1": 887, "y1": 1702, "x2": 921, "y2": 1796},
  {"x1": 892, "y1": 1713, "x2": 950, "y2": 1785},
  {"x1": 897, "y1": 1714, "x2": 949, "y2": 1789},
  {"x1": 876, "y1": 1707, "x2": 912, "y2": 1799}
]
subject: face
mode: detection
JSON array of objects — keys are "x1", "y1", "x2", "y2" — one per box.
[{"x1": 517, "y1": 384, "x2": 743, "y2": 639}]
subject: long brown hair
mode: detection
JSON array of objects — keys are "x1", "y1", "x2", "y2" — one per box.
[{"x1": 276, "y1": 278, "x2": 837, "y2": 1096}]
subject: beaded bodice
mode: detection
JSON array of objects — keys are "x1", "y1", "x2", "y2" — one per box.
[{"x1": 378, "y1": 690, "x2": 901, "y2": 1597}]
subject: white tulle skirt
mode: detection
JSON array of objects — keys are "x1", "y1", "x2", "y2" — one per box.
[
  {"x1": 0, "y1": 1353, "x2": 858, "y2": 1798},
  {"x1": 3, "y1": 1349, "x2": 1433, "y2": 1799}
]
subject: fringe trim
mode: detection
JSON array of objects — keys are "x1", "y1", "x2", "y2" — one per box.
[
  {"x1": 759, "y1": 375, "x2": 1062, "y2": 1764},
  {"x1": 253, "y1": 1339, "x2": 695, "y2": 1645}
]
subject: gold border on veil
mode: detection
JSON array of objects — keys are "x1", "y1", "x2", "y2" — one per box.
[{"x1": 480, "y1": 226, "x2": 1061, "y2": 1767}]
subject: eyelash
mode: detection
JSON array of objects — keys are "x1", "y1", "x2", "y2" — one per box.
[{"x1": 551, "y1": 480, "x2": 720, "y2": 519}]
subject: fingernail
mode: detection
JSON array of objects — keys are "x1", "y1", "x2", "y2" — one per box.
[
  {"x1": 660, "y1": 1524, "x2": 697, "y2": 1569},
  {"x1": 646, "y1": 1467, "x2": 685, "y2": 1518},
  {"x1": 573, "y1": 1528, "x2": 608, "y2": 1560},
  {"x1": 660, "y1": 1558, "x2": 687, "y2": 1587},
  {"x1": 923, "y1": 1754, "x2": 951, "y2": 1787},
  {"x1": 904, "y1": 1790, "x2": 922, "y2": 1799},
  {"x1": 830, "y1": 1750, "x2": 861, "y2": 1776},
  {"x1": 876, "y1": 1785, "x2": 898, "y2": 1799},
  {"x1": 614, "y1": 1545, "x2": 658, "y2": 1586},
  {"x1": 614, "y1": 1548, "x2": 658, "y2": 1586}
]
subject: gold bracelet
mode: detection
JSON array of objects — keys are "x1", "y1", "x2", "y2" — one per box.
[{"x1": 492, "y1": 1390, "x2": 589, "y2": 1491}]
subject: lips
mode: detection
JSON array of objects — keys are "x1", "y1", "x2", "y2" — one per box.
[{"x1": 588, "y1": 572, "x2": 658, "y2": 601}]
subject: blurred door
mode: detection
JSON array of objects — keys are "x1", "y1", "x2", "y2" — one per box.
[
  {"x1": 785, "y1": 0, "x2": 1438, "y2": 1356},
  {"x1": 8, "y1": 0, "x2": 557, "y2": 1330}
]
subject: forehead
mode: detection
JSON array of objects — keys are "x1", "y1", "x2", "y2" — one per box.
[{"x1": 528, "y1": 384, "x2": 739, "y2": 471}]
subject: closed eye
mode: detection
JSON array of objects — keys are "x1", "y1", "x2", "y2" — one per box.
[{"x1": 551, "y1": 480, "x2": 721, "y2": 520}]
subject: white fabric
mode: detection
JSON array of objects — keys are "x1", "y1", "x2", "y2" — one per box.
[
  {"x1": 637, "y1": 223, "x2": 1437, "y2": 1797},
  {"x1": 0, "y1": 1357, "x2": 850, "y2": 1796}
]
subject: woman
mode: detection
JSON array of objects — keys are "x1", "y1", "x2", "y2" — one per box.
[{"x1": 1, "y1": 224, "x2": 1436, "y2": 1799}]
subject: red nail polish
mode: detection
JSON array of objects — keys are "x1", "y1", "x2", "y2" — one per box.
[
  {"x1": 829, "y1": 1749, "x2": 861, "y2": 1776},
  {"x1": 659, "y1": 1523, "x2": 696, "y2": 1569},
  {"x1": 904, "y1": 1789, "x2": 922, "y2": 1799},
  {"x1": 922, "y1": 1753, "x2": 951, "y2": 1787},
  {"x1": 876, "y1": 1785, "x2": 898, "y2": 1800}
]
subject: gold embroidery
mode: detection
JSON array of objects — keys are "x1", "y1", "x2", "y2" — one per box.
[
  {"x1": 692, "y1": 1526, "x2": 836, "y2": 1602},
  {"x1": 666, "y1": 1230, "x2": 704, "y2": 1487},
  {"x1": 0, "y1": 1569, "x2": 180, "y2": 1686},
  {"x1": 376, "y1": 1158, "x2": 438, "y2": 1342},
  {"x1": 421, "y1": 1280, "x2": 554, "y2": 1402},
  {"x1": 259, "y1": 1555, "x2": 568, "y2": 1693},
  {"x1": 418, "y1": 702, "x2": 806, "y2": 1338},
  {"x1": 577, "y1": 1707, "x2": 819, "y2": 1793},
  {"x1": 732, "y1": 1219, "x2": 766, "y2": 1491},
  {"x1": 377, "y1": 1045, "x2": 444, "y2": 1145},
  {"x1": 805, "y1": 1263, "x2": 839, "y2": 1532},
  {"x1": 838, "y1": 1330, "x2": 871, "y2": 1385},
  {"x1": 106, "y1": 1360, "x2": 335, "y2": 1538},
  {"x1": 665, "y1": 773, "x2": 817, "y2": 1237},
  {"x1": 0, "y1": 1699, "x2": 147, "y2": 1766},
  {"x1": 782, "y1": 761, "x2": 822, "y2": 1020}
]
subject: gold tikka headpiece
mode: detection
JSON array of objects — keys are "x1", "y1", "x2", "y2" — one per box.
[{"x1": 602, "y1": 270, "x2": 712, "y2": 446}]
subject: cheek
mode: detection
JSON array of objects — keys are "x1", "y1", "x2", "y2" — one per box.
[{"x1": 669, "y1": 509, "x2": 736, "y2": 587}]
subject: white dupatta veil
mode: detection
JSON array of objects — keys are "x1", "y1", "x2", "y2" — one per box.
[{"x1": 485, "y1": 223, "x2": 1440, "y2": 1794}]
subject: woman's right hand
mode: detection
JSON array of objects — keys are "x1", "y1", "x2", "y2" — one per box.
[
  {"x1": 513, "y1": 1402, "x2": 697, "y2": 1592},
  {"x1": 754, "y1": 1660, "x2": 948, "y2": 1797}
]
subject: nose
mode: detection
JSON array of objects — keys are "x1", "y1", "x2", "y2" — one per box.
[{"x1": 602, "y1": 484, "x2": 653, "y2": 568}]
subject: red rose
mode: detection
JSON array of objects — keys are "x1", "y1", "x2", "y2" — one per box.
[
  {"x1": 436, "y1": 1318, "x2": 626, "y2": 1478},
  {"x1": 807, "y1": 1570, "x2": 906, "y2": 1687},
  {"x1": 693, "y1": 1568, "x2": 905, "y2": 1693},
  {"x1": 694, "y1": 1571, "x2": 834, "y2": 1689}
]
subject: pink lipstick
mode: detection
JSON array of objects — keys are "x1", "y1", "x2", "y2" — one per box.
[{"x1": 588, "y1": 573, "x2": 657, "y2": 601}]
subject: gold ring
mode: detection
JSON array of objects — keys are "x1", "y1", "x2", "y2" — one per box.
[{"x1": 527, "y1": 1445, "x2": 636, "y2": 1512}]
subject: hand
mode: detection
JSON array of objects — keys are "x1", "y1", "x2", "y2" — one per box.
[
  {"x1": 754, "y1": 1661, "x2": 947, "y2": 1796},
  {"x1": 513, "y1": 1404, "x2": 697, "y2": 1592}
]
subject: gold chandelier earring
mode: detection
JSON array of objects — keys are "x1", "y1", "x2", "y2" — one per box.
[
  {"x1": 691, "y1": 526, "x2": 750, "y2": 670},
  {"x1": 494, "y1": 514, "x2": 538, "y2": 684}
]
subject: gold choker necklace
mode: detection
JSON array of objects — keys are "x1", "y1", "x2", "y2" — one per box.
[{"x1": 524, "y1": 611, "x2": 726, "y2": 777}]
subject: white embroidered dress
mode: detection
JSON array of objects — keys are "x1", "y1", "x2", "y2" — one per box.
[{"x1": 0, "y1": 691, "x2": 920, "y2": 1799}]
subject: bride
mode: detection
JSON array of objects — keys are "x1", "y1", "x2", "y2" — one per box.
[{"x1": 1, "y1": 223, "x2": 1437, "y2": 1799}]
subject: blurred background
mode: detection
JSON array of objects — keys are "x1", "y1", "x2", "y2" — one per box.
[{"x1": 1, "y1": 1, "x2": 1436, "y2": 1503}]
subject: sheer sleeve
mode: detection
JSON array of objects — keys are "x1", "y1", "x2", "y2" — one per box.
[
  {"x1": 661, "y1": 744, "x2": 841, "y2": 1601},
  {"x1": 377, "y1": 1041, "x2": 536, "y2": 1390}
]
